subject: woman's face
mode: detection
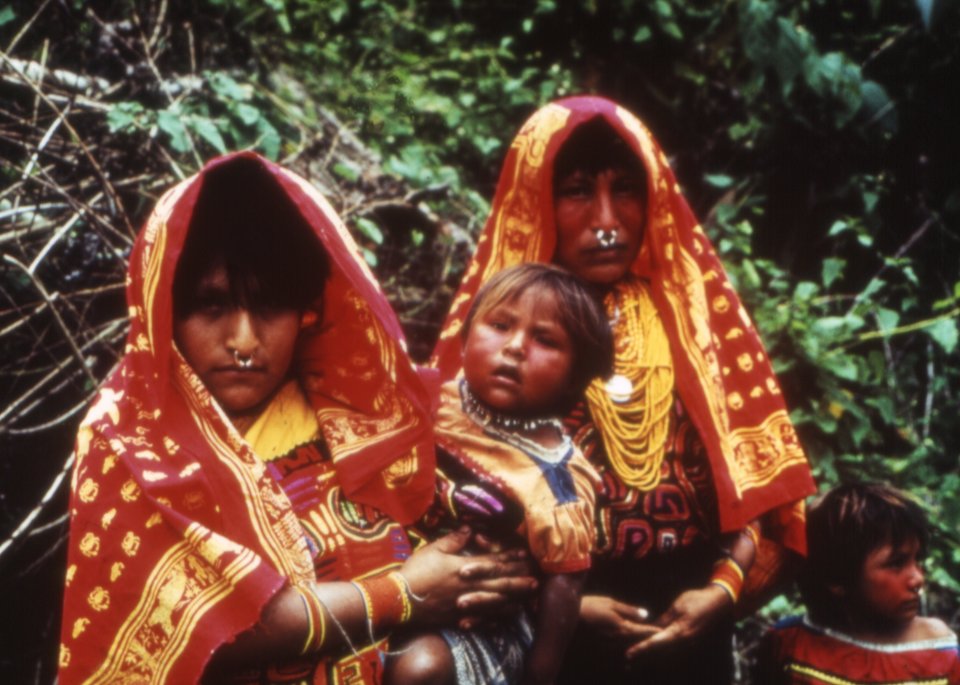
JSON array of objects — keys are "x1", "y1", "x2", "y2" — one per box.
[
  {"x1": 462, "y1": 287, "x2": 574, "y2": 417},
  {"x1": 553, "y1": 167, "x2": 646, "y2": 286},
  {"x1": 174, "y1": 262, "x2": 301, "y2": 428}
]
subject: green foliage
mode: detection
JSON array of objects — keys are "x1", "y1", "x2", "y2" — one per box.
[
  {"x1": 354, "y1": 216, "x2": 384, "y2": 266},
  {"x1": 104, "y1": 69, "x2": 285, "y2": 161},
  {"x1": 709, "y1": 0, "x2": 960, "y2": 583},
  {"x1": 255, "y1": 0, "x2": 574, "y2": 187},
  {"x1": 0, "y1": 5, "x2": 16, "y2": 27}
]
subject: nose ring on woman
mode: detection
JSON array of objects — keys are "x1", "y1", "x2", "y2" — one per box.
[
  {"x1": 595, "y1": 228, "x2": 617, "y2": 249},
  {"x1": 233, "y1": 349, "x2": 254, "y2": 369}
]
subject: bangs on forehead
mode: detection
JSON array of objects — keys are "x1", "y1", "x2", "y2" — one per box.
[
  {"x1": 173, "y1": 157, "x2": 329, "y2": 315},
  {"x1": 553, "y1": 117, "x2": 646, "y2": 182},
  {"x1": 466, "y1": 269, "x2": 556, "y2": 329},
  {"x1": 873, "y1": 499, "x2": 929, "y2": 556},
  {"x1": 476, "y1": 281, "x2": 558, "y2": 317}
]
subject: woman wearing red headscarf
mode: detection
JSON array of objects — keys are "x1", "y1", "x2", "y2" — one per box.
[
  {"x1": 58, "y1": 153, "x2": 534, "y2": 685},
  {"x1": 433, "y1": 97, "x2": 816, "y2": 683}
]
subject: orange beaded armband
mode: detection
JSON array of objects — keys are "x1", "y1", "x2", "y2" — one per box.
[
  {"x1": 352, "y1": 570, "x2": 414, "y2": 640},
  {"x1": 294, "y1": 584, "x2": 327, "y2": 655},
  {"x1": 709, "y1": 557, "x2": 745, "y2": 605},
  {"x1": 743, "y1": 522, "x2": 761, "y2": 550}
]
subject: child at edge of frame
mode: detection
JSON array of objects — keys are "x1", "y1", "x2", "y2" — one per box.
[
  {"x1": 385, "y1": 263, "x2": 614, "y2": 685},
  {"x1": 754, "y1": 482, "x2": 960, "y2": 684}
]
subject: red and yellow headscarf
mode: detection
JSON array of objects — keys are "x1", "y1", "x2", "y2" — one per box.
[
  {"x1": 59, "y1": 152, "x2": 434, "y2": 684},
  {"x1": 433, "y1": 96, "x2": 814, "y2": 554}
]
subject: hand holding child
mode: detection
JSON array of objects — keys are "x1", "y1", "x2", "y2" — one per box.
[{"x1": 400, "y1": 526, "x2": 537, "y2": 627}]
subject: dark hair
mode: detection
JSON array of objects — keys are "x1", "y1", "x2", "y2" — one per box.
[
  {"x1": 173, "y1": 157, "x2": 329, "y2": 318},
  {"x1": 800, "y1": 482, "x2": 929, "y2": 625},
  {"x1": 461, "y1": 263, "x2": 614, "y2": 402},
  {"x1": 552, "y1": 117, "x2": 648, "y2": 199}
]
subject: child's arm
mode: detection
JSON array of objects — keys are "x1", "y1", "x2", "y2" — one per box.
[{"x1": 524, "y1": 570, "x2": 587, "y2": 685}]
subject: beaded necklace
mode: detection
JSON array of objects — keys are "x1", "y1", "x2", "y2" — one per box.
[
  {"x1": 459, "y1": 381, "x2": 572, "y2": 465},
  {"x1": 585, "y1": 277, "x2": 675, "y2": 491}
]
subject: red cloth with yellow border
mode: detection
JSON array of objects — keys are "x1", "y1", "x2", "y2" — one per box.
[
  {"x1": 758, "y1": 615, "x2": 960, "y2": 684},
  {"x1": 58, "y1": 152, "x2": 434, "y2": 684},
  {"x1": 431, "y1": 96, "x2": 815, "y2": 553}
]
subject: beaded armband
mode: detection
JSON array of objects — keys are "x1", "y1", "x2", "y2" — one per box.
[
  {"x1": 294, "y1": 584, "x2": 328, "y2": 655},
  {"x1": 352, "y1": 570, "x2": 415, "y2": 641},
  {"x1": 743, "y1": 521, "x2": 761, "y2": 550},
  {"x1": 709, "y1": 557, "x2": 745, "y2": 604}
]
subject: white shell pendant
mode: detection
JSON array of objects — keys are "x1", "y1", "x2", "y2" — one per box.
[{"x1": 605, "y1": 374, "x2": 634, "y2": 403}]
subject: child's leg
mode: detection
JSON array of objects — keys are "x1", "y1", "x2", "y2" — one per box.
[{"x1": 385, "y1": 633, "x2": 456, "y2": 685}]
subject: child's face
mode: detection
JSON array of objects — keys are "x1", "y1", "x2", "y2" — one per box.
[
  {"x1": 462, "y1": 287, "x2": 574, "y2": 417},
  {"x1": 174, "y1": 263, "x2": 301, "y2": 424},
  {"x1": 850, "y1": 536, "x2": 925, "y2": 628},
  {"x1": 553, "y1": 167, "x2": 645, "y2": 286}
]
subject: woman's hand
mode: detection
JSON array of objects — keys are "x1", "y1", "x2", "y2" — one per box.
[
  {"x1": 400, "y1": 526, "x2": 538, "y2": 626},
  {"x1": 207, "y1": 528, "x2": 534, "y2": 677},
  {"x1": 579, "y1": 595, "x2": 658, "y2": 641},
  {"x1": 625, "y1": 584, "x2": 732, "y2": 659}
]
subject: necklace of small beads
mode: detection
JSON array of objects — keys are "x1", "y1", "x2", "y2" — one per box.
[
  {"x1": 585, "y1": 277, "x2": 675, "y2": 491},
  {"x1": 460, "y1": 381, "x2": 565, "y2": 432},
  {"x1": 459, "y1": 381, "x2": 572, "y2": 464}
]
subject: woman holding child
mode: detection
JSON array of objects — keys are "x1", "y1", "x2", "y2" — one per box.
[
  {"x1": 58, "y1": 153, "x2": 534, "y2": 684},
  {"x1": 433, "y1": 95, "x2": 818, "y2": 683}
]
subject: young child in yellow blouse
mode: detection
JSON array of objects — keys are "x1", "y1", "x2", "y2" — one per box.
[{"x1": 388, "y1": 263, "x2": 614, "y2": 685}]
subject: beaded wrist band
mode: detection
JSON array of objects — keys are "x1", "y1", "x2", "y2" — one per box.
[
  {"x1": 294, "y1": 584, "x2": 328, "y2": 655},
  {"x1": 352, "y1": 570, "x2": 415, "y2": 641},
  {"x1": 743, "y1": 522, "x2": 761, "y2": 550},
  {"x1": 710, "y1": 557, "x2": 745, "y2": 604}
]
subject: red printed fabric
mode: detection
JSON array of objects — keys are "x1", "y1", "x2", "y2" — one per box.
[
  {"x1": 58, "y1": 152, "x2": 434, "y2": 684},
  {"x1": 431, "y1": 96, "x2": 815, "y2": 551},
  {"x1": 761, "y1": 616, "x2": 960, "y2": 684}
]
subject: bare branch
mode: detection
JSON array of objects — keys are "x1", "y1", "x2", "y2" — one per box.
[
  {"x1": 2, "y1": 57, "x2": 111, "y2": 95},
  {"x1": 3, "y1": 0, "x2": 53, "y2": 54},
  {"x1": 0, "y1": 453, "x2": 75, "y2": 564},
  {"x1": 3, "y1": 255, "x2": 97, "y2": 385}
]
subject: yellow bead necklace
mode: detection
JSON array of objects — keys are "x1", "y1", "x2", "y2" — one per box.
[{"x1": 585, "y1": 277, "x2": 675, "y2": 491}]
